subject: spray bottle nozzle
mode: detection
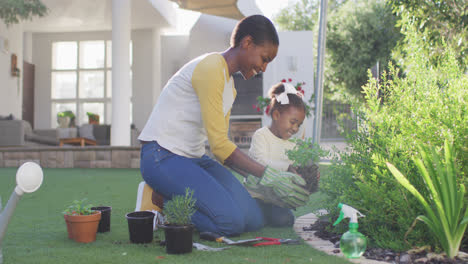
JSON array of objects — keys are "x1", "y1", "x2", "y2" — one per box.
[{"x1": 333, "y1": 203, "x2": 365, "y2": 227}]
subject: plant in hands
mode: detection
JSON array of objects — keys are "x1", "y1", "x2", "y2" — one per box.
[
  {"x1": 286, "y1": 137, "x2": 329, "y2": 193},
  {"x1": 386, "y1": 139, "x2": 468, "y2": 259},
  {"x1": 63, "y1": 199, "x2": 95, "y2": 216},
  {"x1": 163, "y1": 188, "x2": 197, "y2": 226}
]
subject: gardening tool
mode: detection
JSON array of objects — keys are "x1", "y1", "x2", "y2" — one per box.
[
  {"x1": 0, "y1": 162, "x2": 44, "y2": 264},
  {"x1": 193, "y1": 242, "x2": 230, "y2": 251},
  {"x1": 199, "y1": 232, "x2": 262, "y2": 245},
  {"x1": 253, "y1": 237, "x2": 301, "y2": 246},
  {"x1": 333, "y1": 203, "x2": 367, "y2": 258}
]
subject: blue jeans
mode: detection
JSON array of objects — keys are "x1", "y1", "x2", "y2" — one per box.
[{"x1": 140, "y1": 141, "x2": 264, "y2": 236}]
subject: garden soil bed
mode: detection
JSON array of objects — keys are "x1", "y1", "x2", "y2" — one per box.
[{"x1": 303, "y1": 217, "x2": 468, "y2": 264}]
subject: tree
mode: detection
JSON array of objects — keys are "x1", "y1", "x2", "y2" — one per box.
[
  {"x1": 274, "y1": 0, "x2": 401, "y2": 102},
  {"x1": 274, "y1": 0, "x2": 319, "y2": 31},
  {"x1": 274, "y1": 0, "x2": 347, "y2": 31},
  {"x1": 389, "y1": 0, "x2": 468, "y2": 71},
  {"x1": 326, "y1": 0, "x2": 402, "y2": 101},
  {"x1": 0, "y1": 0, "x2": 48, "y2": 27}
]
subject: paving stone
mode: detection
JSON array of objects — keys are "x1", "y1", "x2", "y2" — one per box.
[
  {"x1": 111, "y1": 150, "x2": 131, "y2": 168},
  {"x1": 96, "y1": 151, "x2": 111, "y2": 161},
  {"x1": 75, "y1": 160, "x2": 91, "y2": 168},
  {"x1": 4, "y1": 152, "x2": 23, "y2": 160},
  {"x1": 74, "y1": 151, "x2": 96, "y2": 161},
  {"x1": 22, "y1": 152, "x2": 40, "y2": 159},
  {"x1": 56, "y1": 151, "x2": 74, "y2": 168},
  {"x1": 91, "y1": 160, "x2": 111, "y2": 168},
  {"x1": 40, "y1": 151, "x2": 57, "y2": 168},
  {"x1": 19, "y1": 159, "x2": 40, "y2": 166},
  {"x1": 130, "y1": 150, "x2": 140, "y2": 159},
  {"x1": 130, "y1": 158, "x2": 140, "y2": 169},
  {"x1": 4, "y1": 159, "x2": 19, "y2": 167}
]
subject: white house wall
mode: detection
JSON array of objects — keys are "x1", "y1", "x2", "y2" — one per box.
[
  {"x1": 188, "y1": 14, "x2": 235, "y2": 60},
  {"x1": 32, "y1": 29, "x2": 161, "y2": 130},
  {"x1": 0, "y1": 22, "x2": 24, "y2": 119}
]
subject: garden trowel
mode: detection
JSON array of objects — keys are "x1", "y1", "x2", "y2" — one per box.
[{"x1": 199, "y1": 232, "x2": 262, "y2": 245}]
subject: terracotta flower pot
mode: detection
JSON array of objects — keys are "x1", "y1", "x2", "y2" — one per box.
[
  {"x1": 64, "y1": 215, "x2": 73, "y2": 239},
  {"x1": 64, "y1": 211, "x2": 101, "y2": 243}
]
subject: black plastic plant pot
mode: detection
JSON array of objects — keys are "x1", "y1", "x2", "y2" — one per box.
[
  {"x1": 163, "y1": 224, "x2": 194, "y2": 254},
  {"x1": 91, "y1": 206, "x2": 112, "y2": 233},
  {"x1": 125, "y1": 211, "x2": 155, "y2": 243}
]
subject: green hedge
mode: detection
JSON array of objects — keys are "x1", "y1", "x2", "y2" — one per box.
[{"x1": 321, "y1": 24, "x2": 468, "y2": 251}]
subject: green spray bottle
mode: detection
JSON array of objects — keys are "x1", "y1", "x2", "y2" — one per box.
[{"x1": 333, "y1": 203, "x2": 367, "y2": 258}]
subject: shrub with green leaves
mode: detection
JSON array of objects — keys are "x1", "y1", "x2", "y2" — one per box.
[
  {"x1": 163, "y1": 188, "x2": 196, "y2": 226},
  {"x1": 321, "y1": 22, "x2": 467, "y2": 251}
]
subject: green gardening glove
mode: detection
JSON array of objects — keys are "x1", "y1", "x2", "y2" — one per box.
[{"x1": 244, "y1": 166, "x2": 311, "y2": 209}]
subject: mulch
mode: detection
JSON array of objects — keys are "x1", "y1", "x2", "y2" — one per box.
[{"x1": 302, "y1": 217, "x2": 468, "y2": 264}]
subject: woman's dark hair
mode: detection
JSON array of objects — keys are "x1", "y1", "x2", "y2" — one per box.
[
  {"x1": 268, "y1": 83, "x2": 306, "y2": 116},
  {"x1": 231, "y1": 15, "x2": 279, "y2": 47}
]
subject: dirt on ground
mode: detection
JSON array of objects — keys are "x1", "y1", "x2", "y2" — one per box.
[{"x1": 303, "y1": 217, "x2": 468, "y2": 264}]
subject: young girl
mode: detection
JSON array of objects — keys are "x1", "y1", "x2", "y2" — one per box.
[{"x1": 248, "y1": 82, "x2": 307, "y2": 226}]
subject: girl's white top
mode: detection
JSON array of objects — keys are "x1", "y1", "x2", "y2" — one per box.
[{"x1": 248, "y1": 126, "x2": 295, "y2": 171}]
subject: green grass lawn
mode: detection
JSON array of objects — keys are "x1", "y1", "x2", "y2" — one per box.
[{"x1": 0, "y1": 166, "x2": 350, "y2": 264}]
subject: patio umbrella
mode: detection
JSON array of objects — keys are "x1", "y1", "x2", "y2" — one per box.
[{"x1": 169, "y1": 0, "x2": 244, "y2": 20}]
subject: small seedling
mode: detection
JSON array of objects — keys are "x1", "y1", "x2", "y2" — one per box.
[{"x1": 63, "y1": 199, "x2": 95, "y2": 216}]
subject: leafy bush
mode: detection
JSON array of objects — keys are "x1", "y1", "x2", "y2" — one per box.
[
  {"x1": 321, "y1": 23, "x2": 468, "y2": 251},
  {"x1": 163, "y1": 188, "x2": 196, "y2": 226}
]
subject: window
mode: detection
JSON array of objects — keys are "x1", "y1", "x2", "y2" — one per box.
[{"x1": 50, "y1": 40, "x2": 132, "y2": 128}]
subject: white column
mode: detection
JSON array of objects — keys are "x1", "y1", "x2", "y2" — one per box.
[{"x1": 111, "y1": 0, "x2": 131, "y2": 146}]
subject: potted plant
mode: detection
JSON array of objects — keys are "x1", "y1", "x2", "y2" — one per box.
[
  {"x1": 161, "y1": 188, "x2": 196, "y2": 254},
  {"x1": 286, "y1": 137, "x2": 329, "y2": 193},
  {"x1": 86, "y1": 112, "x2": 100, "y2": 125},
  {"x1": 57, "y1": 110, "x2": 76, "y2": 128},
  {"x1": 63, "y1": 199, "x2": 101, "y2": 243}
]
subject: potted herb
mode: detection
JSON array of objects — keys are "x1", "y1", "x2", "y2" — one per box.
[
  {"x1": 161, "y1": 188, "x2": 196, "y2": 254},
  {"x1": 57, "y1": 110, "x2": 76, "y2": 128},
  {"x1": 286, "y1": 138, "x2": 329, "y2": 193},
  {"x1": 86, "y1": 112, "x2": 100, "y2": 125},
  {"x1": 63, "y1": 199, "x2": 101, "y2": 243}
]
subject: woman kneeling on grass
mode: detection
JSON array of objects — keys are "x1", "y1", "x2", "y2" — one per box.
[{"x1": 138, "y1": 15, "x2": 310, "y2": 236}]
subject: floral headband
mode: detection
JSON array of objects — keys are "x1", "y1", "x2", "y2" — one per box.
[{"x1": 275, "y1": 83, "x2": 303, "y2": 104}]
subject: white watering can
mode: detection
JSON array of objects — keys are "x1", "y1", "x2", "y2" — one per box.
[{"x1": 0, "y1": 162, "x2": 43, "y2": 264}]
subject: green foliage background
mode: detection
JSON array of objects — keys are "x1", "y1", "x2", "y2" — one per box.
[
  {"x1": 0, "y1": 0, "x2": 47, "y2": 26},
  {"x1": 320, "y1": 23, "x2": 468, "y2": 250},
  {"x1": 274, "y1": 0, "x2": 401, "y2": 103},
  {"x1": 325, "y1": 0, "x2": 402, "y2": 101},
  {"x1": 389, "y1": 0, "x2": 468, "y2": 72}
]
